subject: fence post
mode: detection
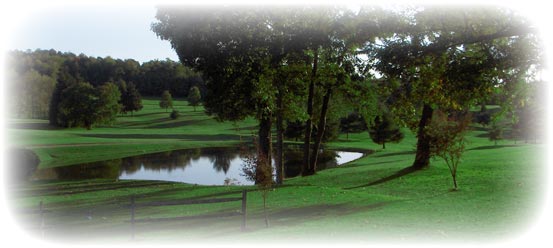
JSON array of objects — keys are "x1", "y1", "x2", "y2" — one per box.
[
  {"x1": 39, "y1": 200, "x2": 45, "y2": 238},
  {"x1": 130, "y1": 195, "x2": 135, "y2": 240},
  {"x1": 241, "y1": 190, "x2": 247, "y2": 231}
]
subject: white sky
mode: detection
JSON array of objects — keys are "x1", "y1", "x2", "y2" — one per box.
[{"x1": 4, "y1": 3, "x2": 179, "y2": 63}]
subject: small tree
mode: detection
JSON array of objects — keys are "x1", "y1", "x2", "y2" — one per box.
[
  {"x1": 368, "y1": 113, "x2": 404, "y2": 149},
  {"x1": 159, "y1": 90, "x2": 173, "y2": 112},
  {"x1": 489, "y1": 124, "x2": 503, "y2": 146},
  {"x1": 427, "y1": 110, "x2": 471, "y2": 191},
  {"x1": 240, "y1": 138, "x2": 273, "y2": 228},
  {"x1": 187, "y1": 86, "x2": 201, "y2": 112},
  {"x1": 170, "y1": 109, "x2": 180, "y2": 119}
]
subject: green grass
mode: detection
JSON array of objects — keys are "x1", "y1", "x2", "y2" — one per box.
[{"x1": 5, "y1": 99, "x2": 545, "y2": 244}]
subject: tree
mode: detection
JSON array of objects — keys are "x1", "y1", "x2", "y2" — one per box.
[
  {"x1": 370, "y1": 6, "x2": 540, "y2": 170},
  {"x1": 340, "y1": 112, "x2": 368, "y2": 140},
  {"x1": 159, "y1": 90, "x2": 173, "y2": 112},
  {"x1": 121, "y1": 82, "x2": 143, "y2": 116},
  {"x1": 426, "y1": 110, "x2": 471, "y2": 190},
  {"x1": 368, "y1": 112, "x2": 404, "y2": 149},
  {"x1": 489, "y1": 124, "x2": 503, "y2": 146},
  {"x1": 95, "y1": 82, "x2": 122, "y2": 125},
  {"x1": 152, "y1": 6, "x2": 393, "y2": 182},
  {"x1": 57, "y1": 82, "x2": 98, "y2": 129},
  {"x1": 187, "y1": 86, "x2": 201, "y2": 112},
  {"x1": 170, "y1": 109, "x2": 180, "y2": 119}
]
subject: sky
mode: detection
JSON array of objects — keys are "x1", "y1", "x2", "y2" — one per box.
[{"x1": 6, "y1": 3, "x2": 179, "y2": 63}]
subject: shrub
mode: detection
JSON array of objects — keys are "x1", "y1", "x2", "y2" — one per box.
[{"x1": 170, "y1": 109, "x2": 180, "y2": 119}]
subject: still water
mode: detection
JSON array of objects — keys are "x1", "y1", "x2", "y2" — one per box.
[{"x1": 32, "y1": 146, "x2": 366, "y2": 185}]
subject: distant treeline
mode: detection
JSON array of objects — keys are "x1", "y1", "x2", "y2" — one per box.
[{"x1": 6, "y1": 49, "x2": 205, "y2": 119}]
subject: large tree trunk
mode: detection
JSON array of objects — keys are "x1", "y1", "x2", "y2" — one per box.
[
  {"x1": 308, "y1": 86, "x2": 332, "y2": 175},
  {"x1": 257, "y1": 114, "x2": 272, "y2": 184},
  {"x1": 275, "y1": 87, "x2": 284, "y2": 185},
  {"x1": 302, "y1": 49, "x2": 318, "y2": 176},
  {"x1": 412, "y1": 104, "x2": 434, "y2": 170}
]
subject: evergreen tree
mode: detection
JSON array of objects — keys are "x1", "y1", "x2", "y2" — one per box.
[
  {"x1": 340, "y1": 112, "x2": 368, "y2": 140},
  {"x1": 368, "y1": 113, "x2": 404, "y2": 149},
  {"x1": 159, "y1": 90, "x2": 173, "y2": 112},
  {"x1": 187, "y1": 86, "x2": 201, "y2": 112}
]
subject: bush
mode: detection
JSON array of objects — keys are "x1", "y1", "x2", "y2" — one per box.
[{"x1": 170, "y1": 109, "x2": 180, "y2": 119}]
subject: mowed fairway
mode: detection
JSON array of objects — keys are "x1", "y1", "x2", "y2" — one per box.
[{"x1": 5, "y1": 99, "x2": 546, "y2": 244}]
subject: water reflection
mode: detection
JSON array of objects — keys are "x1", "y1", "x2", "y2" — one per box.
[{"x1": 32, "y1": 147, "x2": 366, "y2": 185}]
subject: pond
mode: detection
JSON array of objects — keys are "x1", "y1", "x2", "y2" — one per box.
[{"x1": 31, "y1": 146, "x2": 367, "y2": 185}]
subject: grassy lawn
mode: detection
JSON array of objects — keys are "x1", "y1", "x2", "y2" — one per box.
[{"x1": 4, "y1": 99, "x2": 546, "y2": 244}]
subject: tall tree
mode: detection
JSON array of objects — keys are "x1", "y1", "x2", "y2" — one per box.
[
  {"x1": 153, "y1": 6, "x2": 275, "y2": 184},
  {"x1": 121, "y1": 82, "x2": 143, "y2": 116},
  {"x1": 159, "y1": 90, "x2": 173, "y2": 112}
]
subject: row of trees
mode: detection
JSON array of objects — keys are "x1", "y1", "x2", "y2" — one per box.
[
  {"x1": 6, "y1": 49, "x2": 205, "y2": 119},
  {"x1": 152, "y1": 5, "x2": 542, "y2": 185}
]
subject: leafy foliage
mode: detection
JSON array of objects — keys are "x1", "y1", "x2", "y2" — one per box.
[
  {"x1": 57, "y1": 82, "x2": 99, "y2": 129},
  {"x1": 7, "y1": 49, "x2": 204, "y2": 120}
]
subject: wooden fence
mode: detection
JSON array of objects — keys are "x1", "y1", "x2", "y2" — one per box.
[{"x1": 20, "y1": 190, "x2": 248, "y2": 240}]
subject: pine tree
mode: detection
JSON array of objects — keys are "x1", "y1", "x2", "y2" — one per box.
[{"x1": 368, "y1": 113, "x2": 404, "y2": 149}]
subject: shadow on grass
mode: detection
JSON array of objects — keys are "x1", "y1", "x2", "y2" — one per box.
[
  {"x1": 265, "y1": 202, "x2": 388, "y2": 229},
  {"x1": 342, "y1": 159, "x2": 407, "y2": 168},
  {"x1": 117, "y1": 112, "x2": 164, "y2": 118},
  {"x1": 343, "y1": 166, "x2": 418, "y2": 190},
  {"x1": 146, "y1": 119, "x2": 209, "y2": 129},
  {"x1": 468, "y1": 144, "x2": 522, "y2": 151},
  {"x1": 8, "y1": 122, "x2": 62, "y2": 130},
  {"x1": 226, "y1": 125, "x2": 258, "y2": 132},
  {"x1": 372, "y1": 151, "x2": 416, "y2": 158},
  {"x1": 77, "y1": 133, "x2": 241, "y2": 141},
  {"x1": 116, "y1": 117, "x2": 170, "y2": 128}
]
